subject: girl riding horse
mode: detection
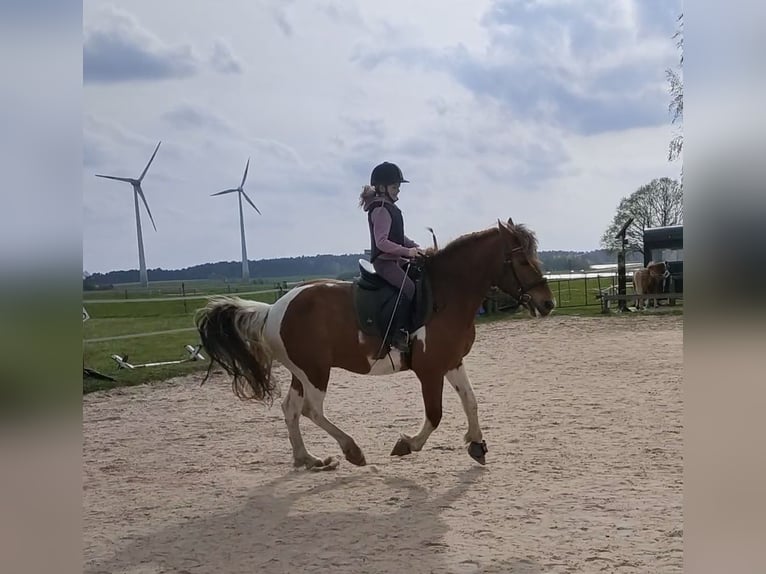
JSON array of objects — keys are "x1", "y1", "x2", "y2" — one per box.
[{"x1": 359, "y1": 162, "x2": 425, "y2": 352}]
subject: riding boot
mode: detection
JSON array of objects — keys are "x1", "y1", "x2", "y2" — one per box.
[
  {"x1": 390, "y1": 328, "x2": 410, "y2": 353},
  {"x1": 390, "y1": 298, "x2": 412, "y2": 353}
]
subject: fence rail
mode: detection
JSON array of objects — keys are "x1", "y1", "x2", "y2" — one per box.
[
  {"x1": 84, "y1": 273, "x2": 680, "y2": 316},
  {"x1": 544, "y1": 273, "x2": 622, "y2": 309}
]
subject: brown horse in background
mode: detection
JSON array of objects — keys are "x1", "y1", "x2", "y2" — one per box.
[
  {"x1": 633, "y1": 261, "x2": 669, "y2": 309},
  {"x1": 196, "y1": 218, "x2": 555, "y2": 470}
]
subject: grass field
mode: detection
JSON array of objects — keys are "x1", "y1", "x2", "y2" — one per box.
[
  {"x1": 83, "y1": 288, "x2": 279, "y2": 393},
  {"x1": 83, "y1": 277, "x2": 322, "y2": 301},
  {"x1": 82, "y1": 275, "x2": 682, "y2": 394}
]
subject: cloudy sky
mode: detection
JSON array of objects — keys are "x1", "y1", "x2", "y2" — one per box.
[{"x1": 83, "y1": 0, "x2": 682, "y2": 274}]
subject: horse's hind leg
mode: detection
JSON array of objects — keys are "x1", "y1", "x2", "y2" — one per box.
[
  {"x1": 295, "y1": 368, "x2": 367, "y2": 467},
  {"x1": 282, "y1": 376, "x2": 333, "y2": 470},
  {"x1": 445, "y1": 363, "x2": 487, "y2": 464}
]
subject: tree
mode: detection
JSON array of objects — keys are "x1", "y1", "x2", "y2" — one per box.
[
  {"x1": 601, "y1": 177, "x2": 683, "y2": 253},
  {"x1": 666, "y1": 13, "x2": 683, "y2": 162}
]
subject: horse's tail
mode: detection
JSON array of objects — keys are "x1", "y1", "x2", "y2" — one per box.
[{"x1": 195, "y1": 296, "x2": 278, "y2": 404}]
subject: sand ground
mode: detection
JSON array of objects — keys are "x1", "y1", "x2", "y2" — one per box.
[{"x1": 83, "y1": 314, "x2": 683, "y2": 573}]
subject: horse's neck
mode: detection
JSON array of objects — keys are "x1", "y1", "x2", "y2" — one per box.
[{"x1": 427, "y1": 231, "x2": 500, "y2": 321}]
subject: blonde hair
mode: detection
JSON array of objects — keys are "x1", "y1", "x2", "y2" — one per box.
[{"x1": 358, "y1": 184, "x2": 382, "y2": 208}]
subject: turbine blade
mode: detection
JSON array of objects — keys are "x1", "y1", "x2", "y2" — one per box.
[
  {"x1": 138, "y1": 141, "x2": 161, "y2": 182},
  {"x1": 95, "y1": 175, "x2": 134, "y2": 183},
  {"x1": 240, "y1": 157, "x2": 250, "y2": 189},
  {"x1": 242, "y1": 191, "x2": 261, "y2": 215},
  {"x1": 136, "y1": 185, "x2": 157, "y2": 231},
  {"x1": 211, "y1": 188, "x2": 239, "y2": 196}
]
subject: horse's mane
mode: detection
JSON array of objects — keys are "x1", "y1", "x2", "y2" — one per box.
[
  {"x1": 431, "y1": 228, "x2": 496, "y2": 258},
  {"x1": 646, "y1": 261, "x2": 667, "y2": 274},
  {"x1": 425, "y1": 223, "x2": 541, "y2": 267},
  {"x1": 509, "y1": 223, "x2": 542, "y2": 267}
]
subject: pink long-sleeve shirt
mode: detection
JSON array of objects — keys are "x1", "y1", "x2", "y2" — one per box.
[{"x1": 367, "y1": 199, "x2": 418, "y2": 260}]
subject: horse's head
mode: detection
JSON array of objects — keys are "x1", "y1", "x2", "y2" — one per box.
[
  {"x1": 494, "y1": 218, "x2": 556, "y2": 317},
  {"x1": 647, "y1": 261, "x2": 669, "y2": 278}
]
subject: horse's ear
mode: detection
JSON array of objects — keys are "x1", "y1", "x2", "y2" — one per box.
[
  {"x1": 507, "y1": 217, "x2": 515, "y2": 227},
  {"x1": 497, "y1": 219, "x2": 514, "y2": 241}
]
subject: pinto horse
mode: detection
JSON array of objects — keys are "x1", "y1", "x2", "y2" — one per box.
[{"x1": 196, "y1": 218, "x2": 556, "y2": 470}]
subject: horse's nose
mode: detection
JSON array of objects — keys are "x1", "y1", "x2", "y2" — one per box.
[{"x1": 543, "y1": 299, "x2": 555, "y2": 311}]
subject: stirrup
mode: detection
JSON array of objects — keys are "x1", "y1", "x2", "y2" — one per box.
[{"x1": 391, "y1": 329, "x2": 410, "y2": 353}]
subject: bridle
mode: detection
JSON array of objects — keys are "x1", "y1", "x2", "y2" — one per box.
[{"x1": 502, "y1": 246, "x2": 548, "y2": 305}]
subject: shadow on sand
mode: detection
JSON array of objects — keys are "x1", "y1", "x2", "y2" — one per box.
[{"x1": 85, "y1": 466, "x2": 544, "y2": 574}]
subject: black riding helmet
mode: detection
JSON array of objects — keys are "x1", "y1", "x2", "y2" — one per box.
[{"x1": 370, "y1": 162, "x2": 409, "y2": 186}]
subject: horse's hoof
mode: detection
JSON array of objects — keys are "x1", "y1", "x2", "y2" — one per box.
[
  {"x1": 294, "y1": 456, "x2": 323, "y2": 469},
  {"x1": 390, "y1": 437, "x2": 412, "y2": 456},
  {"x1": 309, "y1": 456, "x2": 340, "y2": 472},
  {"x1": 468, "y1": 440, "x2": 488, "y2": 465},
  {"x1": 344, "y1": 445, "x2": 367, "y2": 466}
]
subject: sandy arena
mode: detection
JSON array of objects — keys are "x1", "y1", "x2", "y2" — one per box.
[{"x1": 83, "y1": 314, "x2": 683, "y2": 573}]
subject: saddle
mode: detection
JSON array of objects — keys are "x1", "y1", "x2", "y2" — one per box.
[{"x1": 352, "y1": 259, "x2": 434, "y2": 355}]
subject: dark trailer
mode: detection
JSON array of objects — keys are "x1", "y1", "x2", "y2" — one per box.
[{"x1": 643, "y1": 224, "x2": 683, "y2": 294}]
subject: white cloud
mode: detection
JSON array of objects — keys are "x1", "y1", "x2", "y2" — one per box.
[
  {"x1": 83, "y1": 5, "x2": 200, "y2": 83},
  {"x1": 209, "y1": 39, "x2": 243, "y2": 74},
  {"x1": 83, "y1": 0, "x2": 682, "y2": 273}
]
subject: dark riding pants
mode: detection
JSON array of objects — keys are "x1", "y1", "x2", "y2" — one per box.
[
  {"x1": 373, "y1": 258, "x2": 415, "y2": 301},
  {"x1": 373, "y1": 258, "x2": 415, "y2": 332}
]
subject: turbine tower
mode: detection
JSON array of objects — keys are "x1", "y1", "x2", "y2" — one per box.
[
  {"x1": 95, "y1": 141, "x2": 161, "y2": 288},
  {"x1": 212, "y1": 158, "x2": 261, "y2": 282}
]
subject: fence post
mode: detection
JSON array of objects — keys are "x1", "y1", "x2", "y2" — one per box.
[{"x1": 584, "y1": 274, "x2": 588, "y2": 306}]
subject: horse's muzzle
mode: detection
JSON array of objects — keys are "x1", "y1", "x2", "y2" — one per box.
[{"x1": 532, "y1": 298, "x2": 555, "y2": 317}]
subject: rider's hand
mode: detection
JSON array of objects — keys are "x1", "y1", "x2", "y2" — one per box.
[{"x1": 407, "y1": 247, "x2": 425, "y2": 258}]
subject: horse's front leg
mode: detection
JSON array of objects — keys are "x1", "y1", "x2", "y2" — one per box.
[
  {"x1": 445, "y1": 363, "x2": 488, "y2": 465},
  {"x1": 391, "y1": 369, "x2": 443, "y2": 457}
]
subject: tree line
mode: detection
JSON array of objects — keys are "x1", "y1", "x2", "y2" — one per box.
[{"x1": 83, "y1": 249, "x2": 641, "y2": 289}]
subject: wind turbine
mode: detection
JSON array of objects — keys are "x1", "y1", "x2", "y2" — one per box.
[
  {"x1": 211, "y1": 158, "x2": 261, "y2": 282},
  {"x1": 94, "y1": 141, "x2": 161, "y2": 288}
]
